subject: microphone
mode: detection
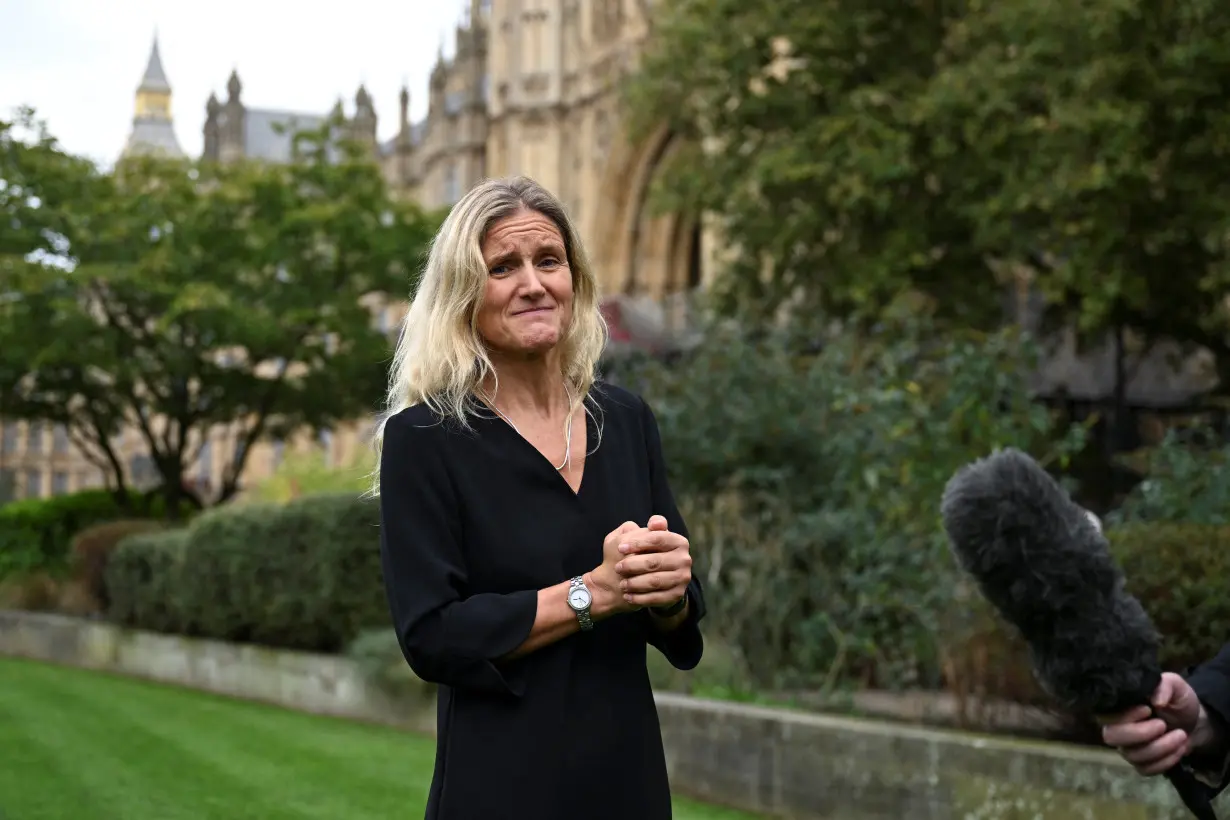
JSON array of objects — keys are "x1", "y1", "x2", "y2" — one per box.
[{"x1": 940, "y1": 447, "x2": 1217, "y2": 820}]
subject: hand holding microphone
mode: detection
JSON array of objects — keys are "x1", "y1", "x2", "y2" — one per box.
[
  {"x1": 940, "y1": 448, "x2": 1218, "y2": 819},
  {"x1": 1078, "y1": 508, "x2": 1221, "y2": 776},
  {"x1": 1100, "y1": 672, "x2": 1203, "y2": 776}
]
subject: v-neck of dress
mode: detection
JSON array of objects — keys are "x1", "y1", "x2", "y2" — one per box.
[{"x1": 481, "y1": 397, "x2": 593, "y2": 498}]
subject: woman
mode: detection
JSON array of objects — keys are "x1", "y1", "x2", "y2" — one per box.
[{"x1": 372, "y1": 176, "x2": 706, "y2": 819}]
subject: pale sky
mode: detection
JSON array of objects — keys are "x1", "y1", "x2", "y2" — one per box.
[{"x1": 0, "y1": 0, "x2": 469, "y2": 167}]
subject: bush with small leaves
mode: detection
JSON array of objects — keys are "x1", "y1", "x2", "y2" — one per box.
[
  {"x1": 107, "y1": 492, "x2": 387, "y2": 654},
  {"x1": 104, "y1": 529, "x2": 190, "y2": 633},
  {"x1": 619, "y1": 309, "x2": 1087, "y2": 693},
  {"x1": 1110, "y1": 522, "x2": 1230, "y2": 675},
  {"x1": 70, "y1": 519, "x2": 167, "y2": 611},
  {"x1": 0, "y1": 488, "x2": 171, "y2": 580}
]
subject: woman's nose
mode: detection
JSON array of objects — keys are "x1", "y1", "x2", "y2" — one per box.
[{"x1": 517, "y1": 264, "x2": 546, "y2": 293}]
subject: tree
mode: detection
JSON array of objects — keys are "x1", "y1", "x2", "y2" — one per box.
[
  {"x1": 0, "y1": 108, "x2": 440, "y2": 515},
  {"x1": 919, "y1": 0, "x2": 1230, "y2": 409},
  {"x1": 626, "y1": 0, "x2": 1230, "y2": 401},
  {"x1": 623, "y1": 0, "x2": 1003, "y2": 329}
]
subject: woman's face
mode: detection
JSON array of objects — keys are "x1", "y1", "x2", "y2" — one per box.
[{"x1": 477, "y1": 207, "x2": 574, "y2": 358}]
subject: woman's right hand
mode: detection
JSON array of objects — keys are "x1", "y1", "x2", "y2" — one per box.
[{"x1": 586, "y1": 521, "x2": 642, "y2": 618}]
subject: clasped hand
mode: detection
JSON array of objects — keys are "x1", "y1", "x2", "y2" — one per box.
[{"x1": 591, "y1": 515, "x2": 691, "y2": 614}]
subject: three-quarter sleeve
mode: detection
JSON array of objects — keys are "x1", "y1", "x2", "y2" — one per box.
[
  {"x1": 379, "y1": 409, "x2": 539, "y2": 698},
  {"x1": 639, "y1": 397, "x2": 706, "y2": 671}
]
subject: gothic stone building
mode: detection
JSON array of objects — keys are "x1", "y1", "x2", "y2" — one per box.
[
  {"x1": 196, "y1": 0, "x2": 710, "y2": 302},
  {"x1": 0, "y1": 0, "x2": 720, "y2": 503}
]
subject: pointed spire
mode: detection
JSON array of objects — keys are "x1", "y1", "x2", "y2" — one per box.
[
  {"x1": 123, "y1": 29, "x2": 183, "y2": 160},
  {"x1": 355, "y1": 84, "x2": 373, "y2": 116},
  {"x1": 226, "y1": 69, "x2": 242, "y2": 101},
  {"x1": 138, "y1": 34, "x2": 171, "y2": 94}
]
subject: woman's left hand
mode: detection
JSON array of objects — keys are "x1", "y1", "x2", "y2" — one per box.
[{"x1": 613, "y1": 515, "x2": 691, "y2": 608}]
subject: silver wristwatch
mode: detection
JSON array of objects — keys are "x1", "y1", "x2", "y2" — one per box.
[{"x1": 567, "y1": 575, "x2": 594, "y2": 631}]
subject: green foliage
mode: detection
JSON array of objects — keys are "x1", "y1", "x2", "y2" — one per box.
[
  {"x1": 240, "y1": 449, "x2": 370, "y2": 505},
  {"x1": 104, "y1": 529, "x2": 189, "y2": 633},
  {"x1": 0, "y1": 471, "x2": 14, "y2": 507},
  {"x1": 106, "y1": 492, "x2": 387, "y2": 653},
  {"x1": 69, "y1": 518, "x2": 167, "y2": 610},
  {"x1": 646, "y1": 633, "x2": 753, "y2": 698},
  {"x1": 0, "y1": 571, "x2": 62, "y2": 612},
  {"x1": 0, "y1": 108, "x2": 439, "y2": 514},
  {"x1": 174, "y1": 503, "x2": 286, "y2": 641},
  {"x1": 621, "y1": 310, "x2": 1087, "y2": 691},
  {"x1": 0, "y1": 488, "x2": 167, "y2": 580},
  {"x1": 627, "y1": 0, "x2": 1230, "y2": 376},
  {"x1": 1110, "y1": 523, "x2": 1230, "y2": 675},
  {"x1": 921, "y1": 0, "x2": 1230, "y2": 360},
  {"x1": 1109, "y1": 427, "x2": 1230, "y2": 526},
  {"x1": 624, "y1": 1, "x2": 999, "y2": 328}
]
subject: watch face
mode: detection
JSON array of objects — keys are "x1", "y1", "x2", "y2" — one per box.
[{"x1": 568, "y1": 587, "x2": 591, "y2": 610}]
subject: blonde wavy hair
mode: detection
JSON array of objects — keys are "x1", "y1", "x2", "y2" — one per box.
[{"x1": 368, "y1": 176, "x2": 608, "y2": 496}]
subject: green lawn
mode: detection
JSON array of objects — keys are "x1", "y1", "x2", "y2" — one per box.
[{"x1": 0, "y1": 656, "x2": 762, "y2": 820}]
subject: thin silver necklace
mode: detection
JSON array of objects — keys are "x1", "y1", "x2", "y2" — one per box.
[{"x1": 482, "y1": 384, "x2": 575, "y2": 471}]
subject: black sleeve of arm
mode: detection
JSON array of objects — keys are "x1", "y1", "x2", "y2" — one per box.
[
  {"x1": 1184, "y1": 643, "x2": 1230, "y2": 794},
  {"x1": 378, "y1": 411, "x2": 538, "y2": 698},
  {"x1": 639, "y1": 397, "x2": 706, "y2": 671},
  {"x1": 1185, "y1": 649, "x2": 1230, "y2": 796}
]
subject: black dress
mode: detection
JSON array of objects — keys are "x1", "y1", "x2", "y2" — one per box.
[{"x1": 378, "y1": 382, "x2": 706, "y2": 820}]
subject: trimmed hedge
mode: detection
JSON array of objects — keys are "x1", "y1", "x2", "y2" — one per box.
[
  {"x1": 104, "y1": 492, "x2": 387, "y2": 654},
  {"x1": 0, "y1": 488, "x2": 172, "y2": 580},
  {"x1": 105, "y1": 529, "x2": 190, "y2": 633}
]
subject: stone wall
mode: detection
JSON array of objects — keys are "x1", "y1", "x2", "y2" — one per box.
[
  {"x1": 0, "y1": 610, "x2": 436, "y2": 736},
  {"x1": 0, "y1": 610, "x2": 1202, "y2": 819}
]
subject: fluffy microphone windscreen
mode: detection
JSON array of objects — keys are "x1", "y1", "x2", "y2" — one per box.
[{"x1": 939, "y1": 447, "x2": 1162, "y2": 716}]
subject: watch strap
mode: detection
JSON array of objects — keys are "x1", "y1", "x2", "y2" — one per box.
[{"x1": 569, "y1": 575, "x2": 594, "y2": 631}]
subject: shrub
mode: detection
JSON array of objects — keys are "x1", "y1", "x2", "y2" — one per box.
[
  {"x1": 110, "y1": 492, "x2": 387, "y2": 654},
  {"x1": 620, "y1": 310, "x2": 1088, "y2": 693},
  {"x1": 53, "y1": 578, "x2": 101, "y2": 618},
  {"x1": 105, "y1": 529, "x2": 189, "y2": 633},
  {"x1": 1109, "y1": 522, "x2": 1230, "y2": 674},
  {"x1": 271, "y1": 492, "x2": 388, "y2": 648},
  {"x1": 0, "y1": 488, "x2": 175, "y2": 580},
  {"x1": 175, "y1": 502, "x2": 286, "y2": 643},
  {"x1": 647, "y1": 634, "x2": 753, "y2": 698},
  {"x1": 1109, "y1": 427, "x2": 1230, "y2": 526},
  {"x1": 937, "y1": 587, "x2": 1043, "y2": 699},
  {"x1": 70, "y1": 519, "x2": 167, "y2": 611},
  {"x1": 933, "y1": 522, "x2": 1230, "y2": 731},
  {"x1": 0, "y1": 571, "x2": 60, "y2": 612}
]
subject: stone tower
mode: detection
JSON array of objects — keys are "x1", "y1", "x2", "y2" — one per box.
[
  {"x1": 485, "y1": 0, "x2": 707, "y2": 300},
  {"x1": 380, "y1": 1, "x2": 490, "y2": 209},
  {"x1": 120, "y1": 34, "x2": 185, "y2": 160}
]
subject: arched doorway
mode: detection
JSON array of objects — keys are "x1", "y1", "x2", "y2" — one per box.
[{"x1": 591, "y1": 124, "x2": 703, "y2": 301}]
